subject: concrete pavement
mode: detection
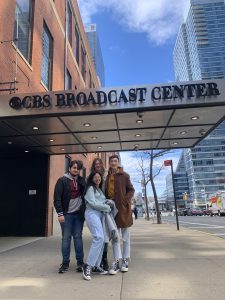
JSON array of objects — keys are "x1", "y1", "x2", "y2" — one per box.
[{"x1": 1, "y1": 219, "x2": 225, "y2": 299}]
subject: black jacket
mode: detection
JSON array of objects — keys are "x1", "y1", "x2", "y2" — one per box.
[{"x1": 54, "y1": 175, "x2": 86, "y2": 217}]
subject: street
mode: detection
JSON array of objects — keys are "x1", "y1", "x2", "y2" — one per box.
[{"x1": 163, "y1": 215, "x2": 225, "y2": 238}]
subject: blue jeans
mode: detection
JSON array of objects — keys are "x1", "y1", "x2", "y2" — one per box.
[
  {"x1": 60, "y1": 213, "x2": 84, "y2": 265},
  {"x1": 85, "y1": 208, "x2": 105, "y2": 267}
]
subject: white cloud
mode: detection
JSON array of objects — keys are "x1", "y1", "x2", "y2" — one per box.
[{"x1": 78, "y1": 0, "x2": 189, "y2": 45}]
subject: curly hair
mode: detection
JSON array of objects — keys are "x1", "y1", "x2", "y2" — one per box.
[{"x1": 90, "y1": 158, "x2": 105, "y2": 175}]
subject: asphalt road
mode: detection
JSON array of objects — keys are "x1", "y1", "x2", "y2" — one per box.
[{"x1": 163, "y1": 215, "x2": 225, "y2": 239}]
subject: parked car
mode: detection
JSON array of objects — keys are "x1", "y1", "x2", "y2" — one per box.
[
  {"x1": 178, "y1": 208, "x2": 184, "y2": 216},
  {"x1": 182, "y1": 208, "x2": 190, "y2": 216},
  {"x1": 187, "y1": 208, "x2": 203, "y2": 216},
  {"x1": 202, "y1": 208, "x2": 211, "y2": 216},
  {"x1": 176, "y1": 208, "x2": 190, "y2": 216}
]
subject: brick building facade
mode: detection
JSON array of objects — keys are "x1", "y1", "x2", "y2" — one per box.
[{"x1": 0, "y1": 0, "x2": 114, "y2": 235}]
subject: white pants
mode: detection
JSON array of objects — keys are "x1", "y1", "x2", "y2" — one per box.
[
  {"x1": 85, "y1": 208, "x2": 105, "y2": 267},
  {"x1": 112, "y1": 228, "x2": 130, "y2": 260}
]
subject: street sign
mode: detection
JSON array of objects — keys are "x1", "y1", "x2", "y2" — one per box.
[{"x1": 164, "y1": 160, "x2": 172, "y2": 166}]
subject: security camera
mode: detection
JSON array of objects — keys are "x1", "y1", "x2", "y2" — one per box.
[
  {"x1": 137, "y1": 112, "x2": 144, "y2": 118},
  {"x1": 199, "y1": 129, "x2": 206, "y2": 136}
]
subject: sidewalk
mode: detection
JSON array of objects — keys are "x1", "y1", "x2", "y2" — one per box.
[{"x1": 1, "y1": 219, "x2": 225, "y2": 300}]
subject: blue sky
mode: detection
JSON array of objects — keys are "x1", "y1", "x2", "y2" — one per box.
[{"x1": 78, "y1": 0, "x2": 189, "y2": 196}]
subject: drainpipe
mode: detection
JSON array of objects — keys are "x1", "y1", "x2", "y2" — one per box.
[{"x1": 64, "y1": 0, "x2": 68, "y2": 90}]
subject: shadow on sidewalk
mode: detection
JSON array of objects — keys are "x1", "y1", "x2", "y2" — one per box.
[{"x1": 1, "y1": 220, "x2": 225, "y2": 300}]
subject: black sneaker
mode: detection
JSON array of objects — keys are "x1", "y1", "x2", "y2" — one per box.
[
  {"x1": 58, "y1": 262, "x2": 69, "y2": 274},
  {"x1": 92, "y1": 266, "x2": 108, "y2": 275},
  {"x1": 121, "y1": 259, "x2": 129, "y2": 272},
  {"x1": 83, "y1": 264, "x2": 91, "y2": 281},
  {"x1": 76, "y1": 262, "x2": 84, "y2": 272},
  {"x1": 109, "y1": 260, "x2": 120, "y2": 275},
  {"x1": 100, "y1": 258, "x2": 109, "y2": 271}
]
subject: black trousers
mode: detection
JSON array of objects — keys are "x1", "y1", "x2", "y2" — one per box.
[{"x1": 102, "y1": 242, "x2": 108, "y2": 260}]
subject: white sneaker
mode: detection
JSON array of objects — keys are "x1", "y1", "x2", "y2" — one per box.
[
  {"x1": 121, "y1": 259, "x2": 128, "y2": 272},
  {"x1": 83, "y1": 264, "x2": 91, "y2": 281},
  {"x1": 109, "y1": 260, "x2": 120, "y2": 275}
]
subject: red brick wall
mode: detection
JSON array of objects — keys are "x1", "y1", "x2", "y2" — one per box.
[
  {"x1": 0, "y1": 0, "x2": 99, "y2": 92},
  {"x1": 0, "y1": 0, "x2": 99, "y2": 236}
]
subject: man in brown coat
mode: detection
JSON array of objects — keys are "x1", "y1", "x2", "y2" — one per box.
[{"x1": 105, "y1": 155, "x2": 135, "y2": 274}]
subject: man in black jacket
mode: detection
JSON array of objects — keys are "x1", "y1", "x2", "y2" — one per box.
[{"x1": 54, "y1": 160, "x2": 86, "y2": 274}]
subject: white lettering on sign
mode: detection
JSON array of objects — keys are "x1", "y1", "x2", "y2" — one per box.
[{"x1": 29, "y1": 190, "x2": 37, "y2": 195}]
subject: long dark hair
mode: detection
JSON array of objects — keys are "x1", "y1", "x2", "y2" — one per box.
[
  {"x1": 90, "y1": 158, "x2": 105, "y2": 175},
  {"x1": 86, "y1": 171, "x2": 103, "y2": 193}
]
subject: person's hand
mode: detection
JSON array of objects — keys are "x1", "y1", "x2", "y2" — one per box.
[
  {"x1": 106, "y1": 205, "x2": 111, "y2": 213},
  {"x1": 108, "y1": 202, "x2": 114, "y2": 209},
  {"x1": 58, "y1": 215, "x2": 65, "y2": 223}
]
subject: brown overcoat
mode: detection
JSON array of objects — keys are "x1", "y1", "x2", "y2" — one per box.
[{"x1": 105, "y1": 167, "x2": 135, "y2": 228}]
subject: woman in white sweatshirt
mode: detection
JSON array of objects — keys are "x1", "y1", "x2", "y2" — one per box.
[{"x1": 82, "y1": 171, "x2": 111, "y2": 281}]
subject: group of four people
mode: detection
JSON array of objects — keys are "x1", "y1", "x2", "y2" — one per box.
[{"x1": 54, "y1": 155, "x2": 135, "y2": 281}]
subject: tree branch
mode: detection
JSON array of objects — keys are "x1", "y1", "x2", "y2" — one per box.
[
  {"x1": 153, "y1": 164, "x2": 164, "y2": 179},
  {"x1": 153, "y1": 149, "x2": 173, "y2": 159}
]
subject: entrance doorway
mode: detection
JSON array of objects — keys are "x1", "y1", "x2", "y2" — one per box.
[{"x1": 0, "y1": 152, "x2": 49, "y2": 236}]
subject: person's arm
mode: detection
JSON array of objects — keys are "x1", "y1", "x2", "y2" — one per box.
[
  {"x1": 124, "y1": 174, "x2": 135, "y2": 205},
  {"x1": 85, "y1": 187, "x2": 110, "y2": 212},
  {"x1": 54, "y1": 178, "x2": 65, "y2": 222}
]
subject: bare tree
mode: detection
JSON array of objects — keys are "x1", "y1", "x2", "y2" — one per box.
[
  {"x1": 136, "y1": 154, "x2": 150, "y2": 221},
  {"x1": 136, "y1": 149, "x2": 172, "y2": 224}
]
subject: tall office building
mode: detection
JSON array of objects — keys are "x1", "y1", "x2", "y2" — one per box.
[
  {"x1": 174, "y1": 0, "x2": 225, "y2": 81},
  {"x1": 85, "y1": 24, "x2": 105, "y2": 87},
  {"x1": 172, "y1": 0, "x2": 225, "y2": 206},
  {"x1": 166, "y1": 152, "x2": 190, "y2": 209},
  {"x1": 173, "y1": 24, "x2": 193, "y2": 81}
]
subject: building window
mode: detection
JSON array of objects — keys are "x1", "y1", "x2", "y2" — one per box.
[
  {"x1": 81, "y1": 45, "x2": 86, "y2": 81},
  {"x1": 14, "y1": 0, "x2": 34, "y2": 63},
  {"x1": 65, "y1": 69, "x2": 72, "y2": 90},
  {"x1": 41, "y1": 23, "x2": 53, "y2": 90},
  {"x1": 67, "y1": 2, "x2": 72, "y2": 46},
  {"x1": 75, "y1": 26, "x2": 79, "y2": 64}
]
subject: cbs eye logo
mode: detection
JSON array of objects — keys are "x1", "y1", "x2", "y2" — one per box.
[
  {"x1": 9, "y1": 97, "x2": 22, "y2": 110},
  {"x1": 9, "y1": 95, "x2": 51, "y2": 109}
]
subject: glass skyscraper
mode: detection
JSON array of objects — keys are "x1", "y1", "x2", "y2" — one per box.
[
  {"x1": 166, "y1": 152, "x2": 190, "y2": 209},
  {"x1": 184, "y1": 123, "x2": 225, "y2": 205},
  {"x1": 172, "y1": 0, "x2": 225, "y2": 207},
  {"x1": 85, "y1": 24, "x2": 105, "y2": 87},
  {"x1": 174, "y1": 0, "x2": 225, "y2": 81}
]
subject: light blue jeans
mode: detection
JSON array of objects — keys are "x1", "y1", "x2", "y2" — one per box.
[
  {"x1": 112, "y1": 228, "x2": 130, "y2": 260},
  {"x1": 85, "y1": 208, "x2": 105, "y2": 267}
]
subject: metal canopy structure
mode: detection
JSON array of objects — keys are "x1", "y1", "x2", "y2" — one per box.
[{"x1": 0, "y1": 79, "x2": 225, "y2": 155}]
